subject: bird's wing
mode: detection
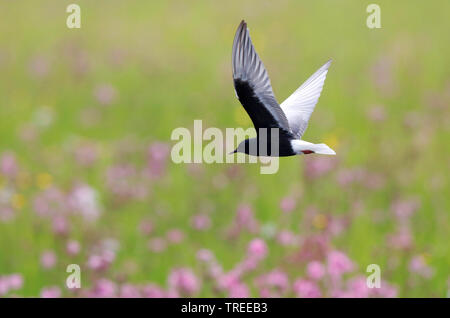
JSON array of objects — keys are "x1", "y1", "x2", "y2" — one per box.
[
  {"x1": 232, "y1": 20, "x2": 291, "y2": 133},
  {"x1": 280, "y1": 60, "x2": 331, "y2": 139}
]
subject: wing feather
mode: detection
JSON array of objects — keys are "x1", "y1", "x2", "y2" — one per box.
[
  {"x1": 232, "y1": 20, "x2": 291, "y2": 133},
  {"x1": 280, "y1": 60, "x2": 332, "y2": 138}
]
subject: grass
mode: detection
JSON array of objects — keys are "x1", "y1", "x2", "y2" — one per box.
[{"x1": 0, "y1": 0, "x2": 449, "y2": 297}]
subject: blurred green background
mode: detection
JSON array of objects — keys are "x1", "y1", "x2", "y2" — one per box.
[{"x1": 0, "y1": 0, "x2": 449, "y2": 297}]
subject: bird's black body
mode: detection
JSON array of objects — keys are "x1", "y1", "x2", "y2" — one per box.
[
  {"x1": 237, "y1": 133, "x2": 297, "y2": 157},
  {"x1": 234, "y1": 79, "x2": 296, "y2": 157}
]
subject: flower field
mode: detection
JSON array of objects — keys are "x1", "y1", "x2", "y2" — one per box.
[{"x1": 0, "y1": 0, "x2": 449, "y2": 297}]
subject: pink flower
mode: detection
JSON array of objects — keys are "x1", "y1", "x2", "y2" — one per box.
[
  {"x1": 40, "y1": 250, "x2": 57, "y2": 269},
  {"x1": 64, "y1": 44, "x2": 90, "y2": 77},
  {"x1": 139, "y1": 220, "x2": 154, "y2": 235},
  {"x1": 0, "y1": 151, "x2": 18, "y2": 178},
  {"x1": 409, "y1": 255, "x2": 434, "y2": 279},
  {"x1": 40, "y1": 286, "x2": 61, "y2": 298},
  {"x1": 120, "y1": 284, "x2": 141, "y2": 298},
  {"x1": 147, "y1": 142, "x2": 170, "y2": 179},
  {"x1": 28, "y1": 55, "x2": 50, "y2": 79},
  {"x1": 403, "y1": 111, "x2": 421, "y2": 130},
  {"x1": 336, "y1": 168, "x2": 365, "y2": 187},
  {"x1": 52, "y1": 215, "x2": 70, "y2": 236},
  {"x1": 391, "y1": 198, "x2": 420, "y2": 221},
  {"x1": 33, "y1": 187, "x2": 67, "y2": 218},
  {"x1": 0, "y1": 278, "x2": 8, "y2": 296},
  {"x1": 90, "y1": 279, "x2": 117, "y2": 297},
  {"x1": 366, "y1": 104, "x2": 386, "y2": 122},
  {"x1": 293, "y1": 279, "x2": 321, "y2": 298},
  {"x1": 276, "y1": 230, "x2": 298, "y2": 246},
  {"x1": 7, "y1": 274, "x2": 24, "y2": 290},
  {"x1": 217, "y1": 271, "x2": 240, "y2": 290},
  {"x1": 0, "y1": 274, "x2": 24, "y2": 296},
  {"x1": 336, "y1": 168, "x2": 385, "y2": 190},
  {"x1": 363, "y1": 172, "x2": 385, "y2": 190},
  {"x1": 304, "y1": 157, "x2": 337, "y2": 180},
  {"x1": 228, "y1": 282, "x2": 250, "y2": 298},
  {"x1": 94, "y1": 83, "x2": 117, "y2": 106},
  {"x1": 208, "y1": 263, "x2": 223, "y2": 279},
  {"x1": 247, "y1": 238, "x2": 268, "y2": 261},
  {"x1": 327, "y1": 216, "x2": 348, "y2": 237},
  {"x1": 18, "y1": 123, "x2": 38, "y2": 142},
  {"x1": 228, "y1": 204, "x2": 259, "y2": 236},
  {"x1": 327, "y1": 250, "x2": 354, "y2": 279},
  {"x1": 387, "y1": 226, "x2": 413, "y2": 250},
  {"x1": 148, "y1": 237, "x2": 167, "y2": 253},
  {"x1": 168, "y1": 268, "x2": 200, "y2": 296},
  {"x1": 424, "y1": 90, "x2": 446, "y2": 110},
  {"x1": 255, "y1": 269, "x2": 289, "y2": 297},
  {"x1": 296, "y1": 234, "x2": 330, "y2": 262},
  {"x1": 197, "y1": 249, "x2": 223, "y2": 279},
  {"x1": 264, "y1": 270, "x2": 289, "y2": 291},
  {"x1": 307, "y1": 261, "x2": 326, "y2": 280},
  {"x1": 165, "y1": 289, "x2": 180, "y2": 298},
  {"x1": 236, "y1": 205, "x2": 255, "y2": 225},
  {"x1": 0, "y1": 207, "x2": 15, "y2": 223},
  {"x1": 109, "y1": 48, "x2": 126, "y2": 67},
  {"x1": 68, "y1": 183, "x2": 102, "y2": 222},
  {"x1": 372, "y1": 281, "x2": 398, "y2": 298},
  {"x1": 239, "y1": 257, "x2": 259, "y2": 272},
  {"x1": 74, "y1": 143, "x2": 98, "y2": 167},
  {"x1": 142, "y1": 284, "x2": 165, "y2": 298},
  {"x1": 370, "y1": 55, "x2": 395, "y2": 97},
  {"x1": 191, "y1": 213, "x2": 211, "y2": 231},
  {"x1": 66, "y1": 240, "x2": 81, "y2": 256},
  {"x1": 87, "y1": 250, "x2": 115, "y2": 271},
  {"x1": 106, "y1": 164, "x2": 149, "y2": 200},
  {"x1": 166, "y1": 229, "x2": 184, "y2": 244},
  {"x1": 279, "y1": 196, "x2": 296, "y2": 213},
  {"x1": 346, "y1": 276, "x2": 370, "y2": 298},
  {"x1": 196, "y1": 249, "x2": 214, "y2": 263}
]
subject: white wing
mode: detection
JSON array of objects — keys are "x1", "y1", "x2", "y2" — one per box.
[{"x1": 280, "y1": 60, "x2": 332, "y2": 139}]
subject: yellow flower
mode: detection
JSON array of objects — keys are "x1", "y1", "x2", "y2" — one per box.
[
  {"x1": 36, "y1": 173, "x2": 53, "y2": 189},
  {"x1": 11, "y1": 193, "x2": 26, "y2": 210},
  {"x1": 313, "y1": 214, "x2": 328, "y2": 230}
]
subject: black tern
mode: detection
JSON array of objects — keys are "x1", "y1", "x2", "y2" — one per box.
[{"x1": 231, "y1": 20, "x2": 335, "y2": 157}]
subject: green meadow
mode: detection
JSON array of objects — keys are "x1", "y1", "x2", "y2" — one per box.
[{"x1": 0, "y1": 1, "x2": 448, "y2": 297}]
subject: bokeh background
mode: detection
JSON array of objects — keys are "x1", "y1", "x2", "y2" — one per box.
[{"x1": 0, "y1": 0, "x2": 449, "y2": 298}]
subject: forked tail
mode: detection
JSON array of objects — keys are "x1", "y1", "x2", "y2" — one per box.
[{"x1": 311, "y1": 143, "x2": 336, "y2": 155}]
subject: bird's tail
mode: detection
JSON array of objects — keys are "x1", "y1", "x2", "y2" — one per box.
[{"x1": 312, "y1": 143, "x2": 336, "y2": 155}]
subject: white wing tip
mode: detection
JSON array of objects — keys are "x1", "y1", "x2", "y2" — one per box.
[{"x1": 323, "y1": 59, "x2": 333, "y2": 70}]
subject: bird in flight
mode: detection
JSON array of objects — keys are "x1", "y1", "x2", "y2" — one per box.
[{"x1": 230, "y1": 20, "x2": 335, "y2": 157}]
